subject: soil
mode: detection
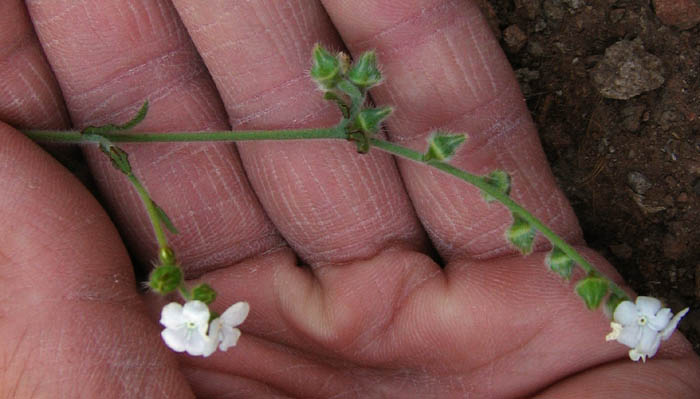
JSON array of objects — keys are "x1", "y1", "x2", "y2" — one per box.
[{"x1": 482, "y1": 0, "x2": 700, "y2": 354}]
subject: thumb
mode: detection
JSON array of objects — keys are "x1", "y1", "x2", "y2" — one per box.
[{"x1": 0, "y1": 123, "x2": 192, "y2": 398}]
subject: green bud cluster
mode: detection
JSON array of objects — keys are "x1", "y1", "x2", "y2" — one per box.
[{"x1": 148, "y1": 263, "x2": 183, "y2": 295}]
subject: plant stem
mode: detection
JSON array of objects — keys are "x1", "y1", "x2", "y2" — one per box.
[
  {"x1": 127, "y1": 173, "x2": 169, "y2": 250},
  {"x1": 22, "y1": 126, "x2": 347, "y2": 144},
  {"x1": 369, "y1": 138, "x2": 628, "y2": 300}
]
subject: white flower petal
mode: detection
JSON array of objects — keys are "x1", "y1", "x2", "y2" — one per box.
[
  {"x1": 661, "y1": 307, "x2": 689, "y2": 341},
  {"x1": 613, "y1": 301, "x2": 638, "y2": 325},
  {"x1": 161, "y1": 327, "x2": 187, "y2": 352},
  {"x1": 219, "y1": 328, "x2": 242, "y2": 351},
  {"x1": 184, "y1": 329, "x2": 210, "y2": 356},
  {"x1": 635, "y1": 296, "x2": 662, "y2": 317},
  {"x1": 647, "y1": 308, "x2": 672, "y2": 331},
  {"x1": 160, "y1": 302, "x2": 186, "y2": 329},
  {"x1": 221, "y1": 302, "x2": 250, "y2": 327},
  {"x1": 629, "y1": 348, "x2": 648, "y2": 362},
  {"x1": 606, "y1": 322, "x2": 623, "y2": 341},
  {"x1": 616, "y1": 323, "x2": 642, "y2": 348},
  {"x1": 637, "y1": 326, "x2": 662, "y2": 358},
  {"x1": 182, "y1": 300, "x2": 211, "y2": 332}
]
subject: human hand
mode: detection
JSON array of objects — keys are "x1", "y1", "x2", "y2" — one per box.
[{"x1": 1, "y1": 0, "x2": 699, "y2": 397}]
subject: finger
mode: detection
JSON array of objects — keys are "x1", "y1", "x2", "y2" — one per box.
[
  {"x1": 26, "y1": 0, "x2": 282, "y2": 275},
  {"x1": 0, "y1": 123, "x2": 192, "y2": 397},
  {"x1": 171, "y1": 0, "x2": 428, "y2": 267},
  {"x1": 321, "y1": 0, "x2": 582, "y2": 261}
]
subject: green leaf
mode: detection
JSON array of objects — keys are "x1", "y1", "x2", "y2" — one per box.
[
  {"x1": 191, "y1": 284, "x2": 217, "y2": 305},
  {"x1": 347, "y1": 51, "x2": 382, "y2": 88},
  {"x1": 575, "y1": 276, "x2": 609, "y2": 310},
  {"x1": 82, "y1": 101, "x2": 149, "y2": 135},
  {"x1": 354, "y1": 107, "x2": 393, "y2": 133},
  {"x1": 153, "y1": 201, "x2": 179, "y2": 234},
  {"x1": 148, "y1": 264, "x2": 183, "y2": 295},
  {"x1": 506, "y1": 213, "x2": 536, "y2": 254},
  {"x1": 310, "y1": 44, "x2": 341, "y2": 90},
  {"x1": 96, "y1": 142, "x2": 132, "y2": 176},
  {"x1": 422, "y1": 133, "x2": 466, "y2": 162},
  {"x1": 546, "y1": 246, "x2": 575, "y2": 279},
  {"x1": 481, "y1": 170, "x2": 511, "y2": 203}
]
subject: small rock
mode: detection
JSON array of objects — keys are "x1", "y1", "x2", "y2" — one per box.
[
  {"x1": 627, "y1": 171, "x2": 653, "y2": 195},
  {"x1": 563, "y1": 0, "x2": 584, "y2": 10},
  {"x1": 590, "y1": 39, "x2": 665, "y2": 100},
  {"x1": 527, "y1": 40, "x2": 546, "y2": 57},
  {"x1": 515, "y1": 68, "x2": 541, "y2": 96},
  {"x1": 658, "y1": 109, "x2": 682, "y2": 131},
  {"x1": 652, "y1": 0, "x2": 700, "y2": 30},
  {"x1": 543, "y1": 0, "x2": 566, "y2": 21},
  {"x1": 609, "y1": 243, "x2": 634, "y2": 259},
  {"x1": 503, "y1": 25, "x2": 528, "y2": 53},
  {"x1": 677, "y1": 192, "x2": 689, "y2": 202},
  {"x1": 621, "y1": 105, "x2": 646, "y2": 132}
]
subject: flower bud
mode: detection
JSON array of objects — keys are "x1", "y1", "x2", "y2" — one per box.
[
  {"x1": 310, "y1": 44, "x2": 341, "y2": 90},
  {"x1": 575, "y1": 276, "x2": 608, "y2": 310},
  {"x1": 149, "y1": 264, "x2": 183, "y2": 295},
  {"x1": 423, "y1": 133, "x2": 466, "y2": 162},
  {"x1": 347, "y1": 51, "x2": 382, "y2": 88},
  {"x1": 355, "y1": 106, "x2": 393, "y2": 133},
  {"x1": 192, "y1": 283, "x2": 217, "y2": 305}
]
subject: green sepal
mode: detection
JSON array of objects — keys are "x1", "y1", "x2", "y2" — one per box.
[
  {"x1": 148, "y1": 264, "x2": 183, "y2": 295},
  {"x1": 605, "y1": 292, "x2": 626, "y2": 317},
  {"x1": 82, "y1": 101, "x2": 149, "y2": 135},
  {"x1": 191, "y1": 284, "x2": 217, "y2": 305},
  {"x1": 347, "y1": 51, "x2": 382, "y2": 88},
  {"x1": 506, "y1": 213, "x2": 536, "y2": 254},
  {"x1": 153, "y1": 201, "x2": 179, "y2": 234},
  {"x1": 354, "y1": 107, "x2": 392, "y2": 133},
  {"x1": 310, "y1": 44, "x2": 341, "y2": 90},
  {"x1": 481, "y1": 170, "x2": 511, "y2": 203},
  {"x1": 422, "y1": 133, "x2": 466, "y2": 162},
  {"x1": 97, "y1": 143, "x2": 132, "y2": 176},
  {"x1": 575, "y1": 276, "x2": 609, "y2": 310},
  {"x1": 546, "y1": 246, "x2": 575, "y2": 279}
]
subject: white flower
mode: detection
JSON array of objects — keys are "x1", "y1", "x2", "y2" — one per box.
[
  {"x1": 208, "y1": 301, "x2": 250, "y2": 352},
  {"x1": 160, "y1": 300, "x2": 214, "y2": 356},
  {"x1": 605, "y1": 296, "x2": 689, "y2": 362},
  {"x1": 160, "y1": 300, "x2": 250, "y2": 357}
]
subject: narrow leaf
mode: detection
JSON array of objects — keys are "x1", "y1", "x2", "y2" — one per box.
[
  {"x1": 506, "y1": 213, "x2": 536, "y2": 254},
  {"x1": 575, "y1": 276, "x2": 608, "y2": 310},
  {"x1": 153, "y1": 202, "x2": 179, "y2": 234},
  {"x1": 81, "y1": 101, "x2": 149, "y2": 135},
  {"x1": 481, "y1": 170, "x2": 511, "y2": 202},
  {"x1": 546, "y1": 246, "x2": 575, "y2": 279},
  {"x1": 423, "y1": 133, "x2": 466, "y2": 162}
]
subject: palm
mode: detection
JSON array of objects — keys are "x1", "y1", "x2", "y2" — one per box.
[{"x1": 1, "y1": 0, "x2": 698, "y2": 397}]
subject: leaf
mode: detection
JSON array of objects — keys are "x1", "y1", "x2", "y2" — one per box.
[
  {"x1": 506, "y1": 213, "x2": 536, "y2": 254},
  {"x1": 575, "y1": 276, "x2": 609, "y2": 310},
  {"x1": 310, "y1": 44, "x2": 341, "y2": 90},
  {"x1": 153, "y1": 201, "x2": 179, "y2": 234},
  {"x1": 481, "y1": 170, "x2": 511, "y2": 203},
  {"x1": 546, "y1": 246, "x2": 575, "y2": 279},
  {"x1": 422, "y1": 133, "x2": 467, "y2": 162},
  {"x1": 81, "y1": 101, "x2": 149, "y2": 135},
  {"x1": 347, "y1": 51, "x2": 382, "y2": 88},
  {"x1": 354, "y1": 106, "x2": 392, "y2": 133}
]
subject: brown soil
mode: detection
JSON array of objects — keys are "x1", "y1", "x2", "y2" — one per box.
[{"x1": 483, "y1": 0, "x2": 700, "y2": 354}]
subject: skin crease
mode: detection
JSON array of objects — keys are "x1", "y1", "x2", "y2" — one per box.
[{"x1": 0, "y1": 0, "x2": 699, "y2": 397}]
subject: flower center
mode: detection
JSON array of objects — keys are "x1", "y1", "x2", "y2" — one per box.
[
  {"x1": 637, "y1": 315, "x2": 648, "y2": 326},
  {"x1": 186, "y1": 321, "x2": 197, "y2": 329}
]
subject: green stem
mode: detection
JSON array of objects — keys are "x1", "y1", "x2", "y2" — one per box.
[
  {"x1": 369, "y1": 138, "x2": 628, "y2": 300},
  {"x1": 127, "y1": 173, "x2": 169, "y2": 250},
  {"x1": 22, "y1": 126, "x2": 346, "y2": 144}
]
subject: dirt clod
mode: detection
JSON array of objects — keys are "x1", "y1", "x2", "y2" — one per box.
[{"x1": 590, "y1": 39, "x2": 665, "y2": 100}]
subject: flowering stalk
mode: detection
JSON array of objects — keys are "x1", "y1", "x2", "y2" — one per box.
[{"x1": 19, "y1": 44, "x2": 688, "y2": 361}]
